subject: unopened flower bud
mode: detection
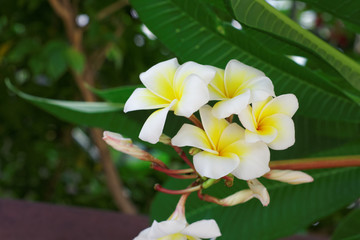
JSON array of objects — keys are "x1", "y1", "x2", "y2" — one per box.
[
  {"x1": 159, "y1": 134, "x2": 171, "y2": 145},
  {"x1": 247, "y1": 179, "x2": 270, "y2": 206},
  {"x1": 103, "y1": 131, "x2": 166, "y2": 167},
  {"x1": 189, "y1": 147, "x2": 201, "y2": 156},
  {"x1": 263, "y1": 170, "x2": 314, "y2": 185},
  {"x1": 220, "y1": 189, "x2": 253, "y2": 206}
]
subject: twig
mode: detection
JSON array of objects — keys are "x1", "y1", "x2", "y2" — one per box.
[{"x1": 48, "y1": 0, "x2": 137, "y2": 214}]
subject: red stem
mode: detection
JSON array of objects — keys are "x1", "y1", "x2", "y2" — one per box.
[
  {"x1": 172, "y1": 145, "x2": 195, "y2": 170},
  {"x1": 189, "y1": 114, "x2": 203, "y2": 129},
  {"x1": 155, "y1": 184, "x2": 201, "y2": 195},
  {"x1": 151, "y1": 165, "x2": 194, "y2": 174},
  {"x1": 270, "y1": 155, "x2": 360, "y2": 170}
]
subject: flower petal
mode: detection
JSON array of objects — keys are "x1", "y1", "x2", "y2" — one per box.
[
  {"x1": 209, "y1": 68, "x2": 226, "y2": 100},
  {"x1": 193, "y1": 151, "x2": 239, "y2": 179},
  {"x1": 261, "y1": 114, "x2": 295, "y2": 150},
  {"x1": 238, "y1": 105, "x2": 257, "y2": 132},
  {"x1": 148, "y1": 220, "x2": 186, "y2": 239},
  {"x1": 174, "y1": 74, "x2": 210, "y2": 117},
  {"x1": 260, "y1": 94, "x2": 299, "y2": 119},
  {"x1": 218, "y1": 123, "x2": 244, "y2": 151},
  {"x1": 139, "y1": 58, "x2": 178, "y2": 101},
  {"x1": 252, "y1": 97, "x2": 272, "y2": 122},
  {"x1": 139, "y1": 101, "x2": 175, "y2": 144},
  {"x1": 181, "y1": 220, "x2": 221, "y2": 239},
  {"x1": 224, "y1": 59, "x2": 265, "y2": 97},
  {"x1": 230, "y1": 141, "x2": 270, "y2": 180},
  {"x1": 244, "y1": 130, "x2": 262, "y2": 143},
  {"x1": 174, "y1": 62, "x2": 216, "y2": 95},
  {"x1": 171, "y1": 124, "x2": 216, "y2": 154},
  {"x1": 258, "y1": 125, "x2": 278, "y2": 143},
  {"x1": 212, "y1": 90, "x2": 251, "y2": 119},
  {"x1": 242, "y1": 76, "x2": 275, "y2": 103},
  {"x1": 124, "y1": 88, "x2": 170, "y2": 113},
  {"x1": 200, "y1": 105, "x2": 228, "y2": 149}
]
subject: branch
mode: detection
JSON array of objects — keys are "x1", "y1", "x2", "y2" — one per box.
[{"x1": 97, "y1": 0, "x2": 128, "y2": 20}]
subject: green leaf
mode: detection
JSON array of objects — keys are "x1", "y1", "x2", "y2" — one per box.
[
  {"x1": 66, "y1": 47, "x2": 85, "y2": 74},
  {"x1": 131, "y1": 0, "x2": 360, "y2": 123},
  {"x1": 90, "y1": 85, "x2": 140, "y2": 103},
  {"x1": 332, "y1": 209, "x2": 360, "y2": 240},
  {"x1": 151, "y1": 167, "x2": 360, "y2": 240},
  {"x1": 5, "y1": 79, "x2": 180, "y2": 157},
  {"x1": 228, "y1": 0, "x2": 360, "y2": 94}
]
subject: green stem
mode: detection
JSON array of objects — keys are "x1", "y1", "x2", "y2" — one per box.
[{"x1": 270, "y1": 155, "x2": 360, "y2": 170}]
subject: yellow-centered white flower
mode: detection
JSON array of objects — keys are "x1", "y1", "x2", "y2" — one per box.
[
  {"x1": 172, "y1": 105, "x2": 270, "y2": 180},
  {"x1": 239, "y1": 94, "x2": 299, "y2": 150},
  {"x1": 134, "y1": 203, "x2": 221, "y2": 240},
  {"x1": 124, "y1": 58, "x2": 215, "y2": 144},
  {"x1": 209, "y1": 59, "x2": 275, "y2": 119}
]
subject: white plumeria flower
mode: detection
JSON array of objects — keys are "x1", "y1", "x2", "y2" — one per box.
[
  {"x1": 124, "y1": 58, "x2": 216, "y2": 144},
  {"x1": 208, "y1": 59, "x2": 275, "y2": 119},
  {"x1": 134, "y1": 201, "x2": 221, "y2": 240},
  {"x1": 238, "y1": 94, "x2": 299, "y2": 150},
  {"x1": 172, "y1": 105, "x2": 270, "y2": 180}
]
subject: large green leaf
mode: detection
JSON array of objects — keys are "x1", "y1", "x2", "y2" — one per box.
[
  {"x1": 332, "y1": 209, "x2": 360, "y2": 240},
  {"x1": 5, "y1": 80, "x2": 177, "y2": 155},
  {"x1": 130, "y1": 0, "x2": 360, "y2": 123},
  {"x1": 228, "y1": 0, "x2": 360, "y2": 95},
  {"x1": 151, "y1": 167, "x2": 360, "y2": 240}
]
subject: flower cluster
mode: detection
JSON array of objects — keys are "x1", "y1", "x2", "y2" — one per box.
[{"x1": 104, "y1": 58, "x2": 313, "y2": 240}]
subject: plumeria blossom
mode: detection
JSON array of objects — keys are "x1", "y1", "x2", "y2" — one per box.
[
  {"x1": 124, "y1": 58, "x2": 216, "y2": 144},
  {"x1": 208, "y1": 59, "x2": 275, "y2": 119},
  {"x1": 134, "y1": 195, "x2": 221, "y2": 240},
  {"x1": 172, "y1": 105, "x2": 270, "y2": 180},
  {"x1": 238, "y1": 94, "x2": 299, "y2": 150}
]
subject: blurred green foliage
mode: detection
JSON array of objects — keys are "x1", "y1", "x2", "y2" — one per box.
[
  {"x1": 1, "y1": 1, "x2": 360, "y2": 238},
  {"x1": 0, "y1": 0, "x2": 173, "y2": 212}
]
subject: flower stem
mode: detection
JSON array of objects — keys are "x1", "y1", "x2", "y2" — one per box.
[
  {"x1": 270, "y1": 155, "x2": 360, "y2": 170},
  {"x1": 154, "y1": 184, "x2": 201, "y2": 195},
  {"x1": 172, "y1": 145, "x2": 195, "y2": 170},
  {"x1": 151, "y1": 165, "x2": 194, "y2": 174},
  {"x1": 189, "y1": 114, "x2": 203, "y2": 129}
]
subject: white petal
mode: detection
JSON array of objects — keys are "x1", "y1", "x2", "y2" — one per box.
[
  {"x1": 133, "y1": 227, "x2": 151, "y2": 240},
  {"x1": 193, "y1": 151, "x2": 239, "y2": 179},
  {"x1": 139, "y1": 58, "x2": 178, "y2": 101},
  {"x1": 212, "y1": 90, "x2": 250, "y2": 119},
  {"x1": 124, "y1": 88, "x2": 170, "y2": 113},
  {"x1": 200, "y1": 105, "x2": 228, "y2": 149},
  {"x1": 148, "y1": 220, "x2": 186, "y2": 239},
  {"x1": 244, "y1": 129, "x2": 262, "y2": 143},
  {"x1": 181, "y1": 220, "x2": 221, "y2": 238},
  {"x1": 171, "y1": 124, "x2": 216, "y2": 154},
  {"x1": 224, "y1": 59, "x2": 265, "y2": 97},
  {"x1": 238, "y1": 105, "x2": 257, "y2": 132},
  {"x1": 261, "y1": 114, "x2": 295, "y2": 150},
  {"x1": 231, "y1": 141, "x2": 270, "y2": 180},
  {"x1": 209, "y1": 68, "x2": 226, "y2": 100},
  {"x1": 244, "y1": 76, "x2": 275, "y2": 103},
  {"x1": 258, "y1": 126, "x2": 278, "y2": 143},
  {"x1": 247, "y1": 179, "x2": 270, "y2": 206},
  {"x1": 260, "y1": 94, "x2": 299, "y2": 118},
  {"x1": 174, "y1": 74, "x2": 210, "y2": 117},
  {"x1": 218, "y1": 123, "x2": 244, "y2": 151},
  {"x1": 139, "y1": 101, "x2": 175, "y2": 144},
  {"x1": 174, "y1": 61, "x2": 216, "y2": 92}
]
